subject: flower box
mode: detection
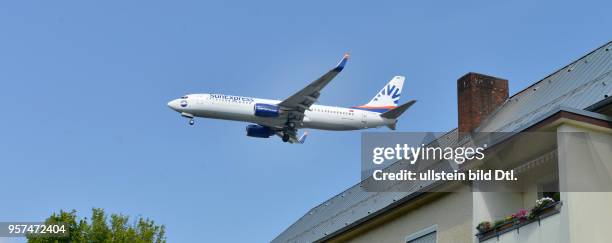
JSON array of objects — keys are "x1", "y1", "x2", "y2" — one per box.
[
  {"x1": 476, "y1": 199, "x2": 563, "y2": 242},
  {"x1": 495, "y1": 221, "x2": 515, "y2": 232}
]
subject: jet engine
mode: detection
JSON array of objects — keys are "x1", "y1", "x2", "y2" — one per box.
[
  {"x1": 253, "y1": 103, "x2": 280, "y2": 118},
  {"x1": 246, "y1": 124, "x2": 275, "y2": 138}
]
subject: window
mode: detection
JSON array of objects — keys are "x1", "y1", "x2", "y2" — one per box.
[
  {"x1": 538, "y1": 178, "x2": 560, "y2": 201},
  {"x1": 407, "y1": 232, "x2": 436, "y2": 243},
  {"x1": 406, "y1": 225, "x2": 437, "y2": 243}
]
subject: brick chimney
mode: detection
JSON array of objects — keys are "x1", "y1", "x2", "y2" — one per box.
[{"x1": 457, "y1": 72, "x2": 509, "y2": 133}]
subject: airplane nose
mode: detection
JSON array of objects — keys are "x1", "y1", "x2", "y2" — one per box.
[{"x1": 167, "y1": 100, "x2": 179, "y2": 111}]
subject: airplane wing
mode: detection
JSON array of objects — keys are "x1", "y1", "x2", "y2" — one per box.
[
  {"x1": 277, "y1": 53, "x2": 349, "y2": 121},
  {"x1": 273, "y1": 53, "x2": 348, "y2": 143}
]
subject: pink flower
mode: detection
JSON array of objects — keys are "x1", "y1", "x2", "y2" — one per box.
[{"x1": 513, "y1": 209, "x2": 528, "y2": 219}]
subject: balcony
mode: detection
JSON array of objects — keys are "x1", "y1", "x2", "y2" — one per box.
[{"x1": 478, "y1": 201, "x2": 562, "y2": 243}]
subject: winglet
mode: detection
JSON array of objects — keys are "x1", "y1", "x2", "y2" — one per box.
[
  {"x1": 333, "y1": 53, "x2": 350, "y2": 72},
  {"x1": 298, "y1": 131, "x2": 309, "y2": 144}
]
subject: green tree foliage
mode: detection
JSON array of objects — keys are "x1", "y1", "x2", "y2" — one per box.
[{"x1": 27, "y1": 208, "x2": 166, "y2": 243}]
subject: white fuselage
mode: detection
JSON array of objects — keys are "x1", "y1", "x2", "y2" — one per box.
[{"x1": 167, "y1": 93, "x2": 393, "y2": 131}]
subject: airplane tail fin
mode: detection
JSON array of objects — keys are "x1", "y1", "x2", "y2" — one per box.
[
  {"x1": 352, "y1": 76, "x2": 405, "y2": 113},
  {"x1": 381, "y1": 100, "x2": 417, "y2": 130}
]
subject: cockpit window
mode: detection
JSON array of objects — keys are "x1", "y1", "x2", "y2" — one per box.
[{"x1": 180, "y1": 96, "x2": 188, "y2": 99}]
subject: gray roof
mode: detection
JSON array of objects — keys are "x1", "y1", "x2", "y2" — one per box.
[
  {"x1": 478, "y1": 41, "x2": 612, "y2": 132},
  {"x1": 272, "y1": 41, "x2": 612, "y2": 243}
]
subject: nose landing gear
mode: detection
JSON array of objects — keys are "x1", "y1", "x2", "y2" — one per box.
[{"x1": 180, "y1": 112, "x2": 195, "y2": 126}]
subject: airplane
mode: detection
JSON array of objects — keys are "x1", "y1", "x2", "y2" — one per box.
[{"x1": 167, "y1": 53, "x2": 416, "y2": 144}]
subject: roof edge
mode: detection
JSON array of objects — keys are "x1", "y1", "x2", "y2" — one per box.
[{"x1": 509, "y1": 40, "x2": 612, "y2": 102}]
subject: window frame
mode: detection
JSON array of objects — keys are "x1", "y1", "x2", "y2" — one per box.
[{"x1": 405, "y1": 224, "x2": 437, "y2": 243}]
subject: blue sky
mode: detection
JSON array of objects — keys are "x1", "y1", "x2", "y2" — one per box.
[{"x1": 0, "y1": 0, "x2": 609, "y2": 242}]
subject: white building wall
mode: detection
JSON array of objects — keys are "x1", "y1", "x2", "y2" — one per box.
[{"x1": 557, "y1": 123, "x2": 612, "y2": 243}]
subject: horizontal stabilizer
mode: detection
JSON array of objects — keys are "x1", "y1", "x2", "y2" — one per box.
[{"x1": 380, "y1": 100, "x2": 416, "y2": 119}]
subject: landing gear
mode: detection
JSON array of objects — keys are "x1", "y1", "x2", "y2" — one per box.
[
  {"x1": 181, "y1": 112, "x2": 195, "y2": 126},
  {"x1": 281, "y1": 119, "x2": 298, "y2": 143},
  {"x1": 287, "y1": 122, "x2": 296, "y2": 129}
]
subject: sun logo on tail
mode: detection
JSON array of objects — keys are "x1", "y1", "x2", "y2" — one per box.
[
  {"x1": 377, "y1": 84, "x2": 401, "y2": 104},
  {"x1": 353, "y1": 76, "x2": 405, "y2": 112}
]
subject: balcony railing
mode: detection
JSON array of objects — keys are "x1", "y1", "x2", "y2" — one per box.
[{"x1": 477, "y1": 201, "x2": 563, "y2": 242}]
